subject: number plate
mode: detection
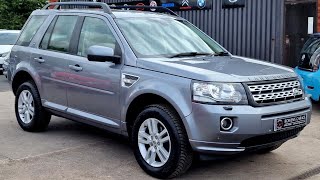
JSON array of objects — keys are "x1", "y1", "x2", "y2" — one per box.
[{"x1": 274, "y1": 114, "x2": 307, "y2": 132}]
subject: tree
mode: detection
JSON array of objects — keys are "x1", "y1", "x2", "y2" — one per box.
[{"x1": 0, "y1": 0, "x2": 47, "y2": 30}]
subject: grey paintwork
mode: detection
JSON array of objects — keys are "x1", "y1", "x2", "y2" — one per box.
[
  {"x1": 137, "y1": 56, "x2": 297, "y2": 83},
  {"x1": 87, "y1": 46, "x2": 115, "y2": 58},
  {"x1": 8, "y1": 8, "x2": 312, "y2": 155}
]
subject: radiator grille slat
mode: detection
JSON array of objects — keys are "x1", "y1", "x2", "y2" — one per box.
[{"x1": 247, "y1": 80, "x2": 303, "y2": 105}]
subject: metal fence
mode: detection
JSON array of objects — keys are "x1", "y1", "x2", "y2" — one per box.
[{"x1": 57, "y1": 0, "x2": 285, "y2": 64}]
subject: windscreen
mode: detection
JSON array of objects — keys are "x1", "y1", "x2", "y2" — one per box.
[
  {"x1": 0, "y1": 33, "x2": 19, "y2": 45},
  {"x1": 116, "y1": 18, "x2": 226, "y2": 58}
]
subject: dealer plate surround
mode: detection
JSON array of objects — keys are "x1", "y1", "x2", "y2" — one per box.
[{"x1": 274, "y1": 114, "x2": 307, "y2": 132}]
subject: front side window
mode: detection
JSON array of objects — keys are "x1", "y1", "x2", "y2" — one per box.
[
  {"x1": 116, "y1": 18, "x2": 225, "y2": 58},
  {"x1": 0, "y1": 33, "x2": 19, "y2": 45},
  {"x1": 47, "y1": 16, "x2": 78, "y2": 53},
  {"x1": 16, "y1": 15, "x2": 47, "y2": 46},
  {"x1": 77, "y1": 17, "x2": 117, "y2": 57}
]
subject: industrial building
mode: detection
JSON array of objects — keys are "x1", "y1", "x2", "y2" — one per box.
[{"x1": 49, "y1": 0, "x2": 319, "y2": 67}]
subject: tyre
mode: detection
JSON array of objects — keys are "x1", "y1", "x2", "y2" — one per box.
[
  {"x1": 15, "y1": 81, "x2": 51, "y2": 132},
  {"x1": 255, "y1": 144, "x2": 282, "y2": 154},
  {"x1": 132, "y1": 104, "x2": 193, "y2": 179}
]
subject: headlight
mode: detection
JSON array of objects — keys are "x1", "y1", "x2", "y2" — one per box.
[
  {"x1": 0, "y1": 52, "x2": 9, "y2": 57},
  {"x1": 192, "y1": 82, "x2": 248, "y2": 105}
]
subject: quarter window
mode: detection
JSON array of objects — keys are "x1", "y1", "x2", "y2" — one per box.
[
  {"x1": 40, "y1": 17, "x2": 57, "y2": 50},
  {"x1": 47, "y1": 16, "x2": 78, "y2": 53},
  {"x1": 16, "y1": 16, "x2": 47, "y2": 46},
  {"x1": 77, "y1": 17, "x2": 117, "y2": 57}
]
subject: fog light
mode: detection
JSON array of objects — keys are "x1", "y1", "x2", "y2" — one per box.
[{"x1": 220, "y1": 117, "x2": 233, "y2": 131}]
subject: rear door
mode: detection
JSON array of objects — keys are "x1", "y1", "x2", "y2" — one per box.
[
  {"x1": 10, "y1": 15, "x2": 48, "y2": 81},
  {"x1": 30, "y1": 15, "x2": 79, "y2": 111},
  {"x1": 64, "y1": 14, "x2": 123, "y2": 129}
]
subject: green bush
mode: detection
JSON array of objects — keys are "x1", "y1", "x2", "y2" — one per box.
[{"x1": 0, "y1": 0, "x2": 47, "y2": 30}]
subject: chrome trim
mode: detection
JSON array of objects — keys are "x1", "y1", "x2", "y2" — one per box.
[
  {"x1": 122, "y1": 73, "x2": 139, "y2": 88},
  {"x1": 248, "y1": 80, "x2": 303, "y2": 104},
  {"x1": 246, "y1": 73, "x2": 297, "y2": 82},
  {"x1": 67, "y1": 108, "x2": 119, "y2": 127}
]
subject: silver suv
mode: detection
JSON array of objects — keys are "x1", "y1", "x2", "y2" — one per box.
[{"x1": 7, "y1": 2, "x2": 312, "y2": 178}]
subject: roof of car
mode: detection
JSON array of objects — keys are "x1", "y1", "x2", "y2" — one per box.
[
  {"x1": 33, "y1": 9, "x2": 179, "y2": 19},
  {"x1": 112, "y1": 10, "x2": 177, "y2": 19}
]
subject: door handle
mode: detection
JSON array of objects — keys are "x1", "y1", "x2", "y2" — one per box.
[
  {"x1": 34, "y1": 57, "x2": 45, "y2": 63},
  {"x1": 69, "y1": 64, "x2": 83, "y2": 72}
]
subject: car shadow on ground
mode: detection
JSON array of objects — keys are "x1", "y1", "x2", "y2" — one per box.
[
  {"x1": 44, "y1": 117, "x2": 291, "y2": 179},
  {"x1": 47, "y1": 118, "x2": 130, "y2": 144},
  {"x1": 46, "y1": 99, "x2": 320, "y2": 179},
  {"x1": 0, "y1": 76, "x2": 10, "y2": 92},
  {"x1": 312, "y1": 101, "x2": 320, "y2": 112}
]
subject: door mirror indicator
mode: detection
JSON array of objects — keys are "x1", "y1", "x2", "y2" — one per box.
[{"x1": 87, "y1": 45, "x2": 121, "y2": 64}]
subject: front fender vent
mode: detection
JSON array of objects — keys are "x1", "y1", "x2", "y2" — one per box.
[{"x1": 122, "y1": 73, "x2": 139, "y2": 88}]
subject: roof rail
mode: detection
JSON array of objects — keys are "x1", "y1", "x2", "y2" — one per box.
[
  {"x1": 42, "y1": 2, "x2": 112, "y2": 14},
  {"x1": 110, "y1": 6, "x2": 179, "y2": 17}
]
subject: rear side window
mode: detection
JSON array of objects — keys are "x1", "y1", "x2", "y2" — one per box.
[
  {"x1": 41, "y1": 16, "x2": 78, "y2": 53},
  {"x1": 16, "y1": 16, "x2": 47, "y2": 46}
]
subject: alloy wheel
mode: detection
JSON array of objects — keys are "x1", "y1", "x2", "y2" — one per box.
[
  {"x1": 17, "y1": 90, "x2": 35, "y2": 124},
  {"x1": 138, "y1": 118, "x2": 171, "y2": 168}
]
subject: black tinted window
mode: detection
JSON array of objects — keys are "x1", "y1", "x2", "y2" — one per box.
[
  {"x1": 47, "y1": 16, "x2": 78, "y2": 53},
  {"x1": 299, "y1": 39, "x2": 320, "y2": 70},
  {"x1": 77, "y1": 17, "x2": 117, "y2": 57},
  {"x1": 16, "y1": 16, "x2": 47, "y2": 46}
]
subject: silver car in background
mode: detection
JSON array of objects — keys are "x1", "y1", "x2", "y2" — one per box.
[{"x1": 0, "y1": 30, "x2": 20, "y2": 76}]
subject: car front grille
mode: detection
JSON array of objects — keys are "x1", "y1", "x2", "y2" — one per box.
[
  {"x1": 240, "y1": 127, "x2": 304, "y2": 148},
  {"x1": 247, "y1": 80, "x2": 304, "y2": 105}
]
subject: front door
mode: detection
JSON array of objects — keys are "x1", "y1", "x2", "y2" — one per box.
[{"x1": 65, "y1": 15, "x2": 122, "y2": 128}]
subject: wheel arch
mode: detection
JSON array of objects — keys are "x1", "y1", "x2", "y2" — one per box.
[
  {"x1": 124, "y1": 92, "x2": 191, "y2": 138},
  {"x1": 12, "y1": 70, "x2": 39, "y2": 96}
]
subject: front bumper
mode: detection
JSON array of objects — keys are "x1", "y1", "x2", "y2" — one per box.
[{"x1": 185, "y1": 98, "x2": 312, "y2": 155}]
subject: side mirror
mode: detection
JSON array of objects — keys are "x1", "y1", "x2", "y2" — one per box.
[{"x1": 87, "y1": 45, "x2": 121, "y2": 64}]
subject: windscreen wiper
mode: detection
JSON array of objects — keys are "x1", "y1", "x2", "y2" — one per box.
[
  {"x1": 214, "y1": 51, "x2": 230, "y2": 56},
  {"x1": 169, "y1": 52, "x2": 213, "y2": 58}
]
